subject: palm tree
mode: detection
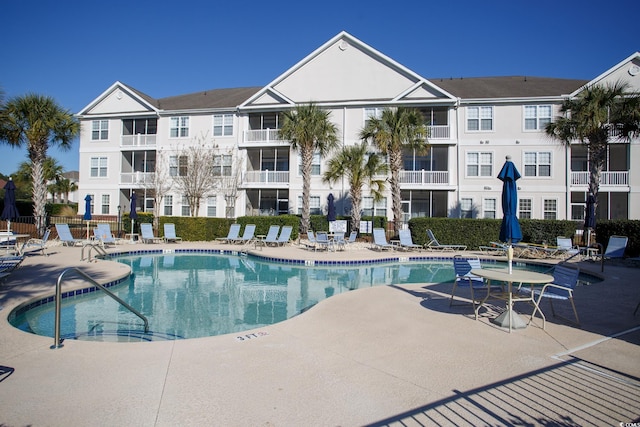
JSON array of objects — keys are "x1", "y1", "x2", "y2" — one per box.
[
  {"x1": 0, "y1": 94, "x2": 79, "y2": 234},
  {"x1": 279, "y1": 103, "x2": 339, "y2": 233},
  {"x1": 546, "y1": 82, "x2": 640, "y2": 208},
  {"x1": 360, "y1": 107, "x2": 429, "y2": 232},
  {"x1": 323, "y1": 141, "x2": 388, "y2": 232}
]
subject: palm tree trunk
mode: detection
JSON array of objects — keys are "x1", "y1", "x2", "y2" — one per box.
[
  {"x1": 388, "y1": 150, "x2": 403, "y2": 233},
  {"x1": 31, "y1": 158, "x2": 48, "y2": 236},
  {"x1": 350, "y1": 188, "x2": 362, "y2": 232},
  {"x1": 588, "y1": 138, "x2": 607, "y2": 208},
  {"x1": 300, "y1": 147, "x2": 313, "y2": 233}
]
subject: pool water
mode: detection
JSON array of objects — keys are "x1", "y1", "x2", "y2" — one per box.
[{"x1": 9, "y1": 254, "x2": 593, "y2": 342}]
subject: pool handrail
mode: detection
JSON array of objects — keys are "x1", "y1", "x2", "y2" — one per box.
[{"x1": 51, "y1": 267, "x2": 149, "y2": 349}]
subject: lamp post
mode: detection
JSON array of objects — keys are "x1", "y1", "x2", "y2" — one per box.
[{"x1": 117, "y1": 205, "x2": 122, "y2": 238}]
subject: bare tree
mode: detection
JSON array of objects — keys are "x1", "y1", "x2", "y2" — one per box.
[
  {"x1": 172, "y1": 133, "x2": 219, "y2": 216},
  {"x1": 143, "y1": 152, "x2": 173, "y2": 230},
  {"x1": 216, "y1": 149, "x2": 243, "y2": 219}
]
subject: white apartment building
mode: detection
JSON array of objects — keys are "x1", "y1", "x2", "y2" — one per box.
[{"x1": 77, "y1": 32, "x2": 640, "y2": 224}]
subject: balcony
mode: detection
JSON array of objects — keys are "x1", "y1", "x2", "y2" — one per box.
[
  {"x1": 121, "y1": 172, "x2": 155, "y2": 185},
  {"x1": 241, "y1": 129, "x2": 289, "y2": 147},
  {"x1": 121, "y1": 135, "x2": 157, "y2": 148},
  {"x1": 427, "y1": 125, "x2": 450, "y2": 139},
  {"x1": 571, "y1": 171, "x2": 628, "y2": 186},
  {"x1": 399, "y1": 170, "x2": 450, "y2": 186},
  {"x1": 241, "y1": 170, "x2": 290, "y2": 187}
]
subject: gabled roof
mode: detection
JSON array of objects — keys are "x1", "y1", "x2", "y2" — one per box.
[
  {"x1": 157, "y1": 87, "x2": 262, "y2": 111},
  {"x1": 569, "y1": 51, "x2": 640, "y2": 97},
  {"x1": 432, "y1": 76, "x2": 588, "y2": 100}
]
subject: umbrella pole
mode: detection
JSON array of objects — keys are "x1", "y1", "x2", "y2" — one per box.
[
  {"x1": 507, "y1": 243, "x2": 513, "y2": 274},
  {"x1": 130, "y1": 219, "x2": 135, "y2": 243}
]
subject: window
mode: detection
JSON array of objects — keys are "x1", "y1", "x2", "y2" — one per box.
[
  {"x1": 461, "y1": 198, "x2": 473, "y2": 218},
  {"x1": 213, "y1": 154, "x2": 232, "y2": 176},
  {"x1": 524, "y1": 152, "x2": 551, "y2": 177},
  {"x1": 170, "y1": 116, "x2": 189, "y2": 138},
  {"x1": 363, "y1": 197, "x2": 387, "y2": 217},
  {"x1": 90, "y1": 157, "x2": 108, "y2": 177},
  {"x1": 364, "y1": 107, "x2": 383, "y2": 127},
  {"x1": 88, "y1": 194, "x2": 95, "y2": 214},
  {"x1": 169, "y1": 155, "x2": 188, "y2": 177},
  {"x1": 298, "y1": 152, "x2": 321, "y2": 176},
  {"x1": 524, "y1": 105, "x2": 552, "y2": 130},
  {"x1": 519, "y1": 198, "x2": 532, "y2": 219},
  {"x1": 543, "y1": 199, "x2": 557, "y2": 220},
  {"x1": 466, "y1": 152, "x2": 493, "y2": 177},
  {"x1": 207, "y1": 196, "x2": 216, "y2": 217},
  {"x1": 213, "y1": 114, "x2": 233, "y2": 136},
  {"x1": 91, "y1": 120, "x2": 108, "y2": 140},
  {"x1": 467, "y1": 106, "x2": 493, "y2": 131},
  {"x1": 101, "y1": 195, "x2": 110, "y2": 215},
  {"x1": 123, "y1": 118, "x2": 157, "y2": 135},
  {"x1": 483, "y1": 198, "x2": 496, "y2": 219},
  {"x1": 164, "y1": 195, "x2": 173, "y2": 216},
  {"x1": 181, "y1": 196, "x2": 190, "y2": 216},
  {"x1": 297, "y1": 195, "x2": 321, "y2": 215}
]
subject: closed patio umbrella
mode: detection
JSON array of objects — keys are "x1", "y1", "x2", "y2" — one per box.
[
  {"x1": 130, "y1": 193, "x2": 138, "y2": 241},
  {"x1": 327, "y1": 193, "x2": 336, "y2": 222},
  {"x1": 1, "y1": 178, "x2": 20, "y2": 233},
  {"x1": 83, "y1": 195, "x2": 92, "y2": 239}
]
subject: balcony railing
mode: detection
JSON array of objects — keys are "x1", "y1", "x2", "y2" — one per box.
[
  {"x1": 243, "y1": 170, "x2": 290, "y2": 185},
  {"x1": 399, "y1": 170, "x2": 449, "y2": 185},
  {"x1": 121, "y1": 134, "x2": 157, "y2": 147},
  {"x1": 242, "y1": 129, "x2": 287, "y2": 145},
  {"x1": 571, "y1": 171, "x2": 628, "y2": 186},
  {"x1": 121, "y1": 172, "x2": 155, "y2": 185},
  {"x1": 427, "y1": 125, "x2": 450, "y2": 139}
]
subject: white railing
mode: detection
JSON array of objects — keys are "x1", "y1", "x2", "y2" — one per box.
[
  {"x1": 243, "y1": 170, "x2": 290, "y2": 184},
  {"x1": 243, "y1": 129, "x2": 285, "y2": 144},
  {"x1": 427, "y1": 125, "x2": 449, "y2": 139},
  {"x1": 399, "y1": 170, "x2": 449, "y2": 185},
  {"x1": 571, "y1": 171, "x2": 628, "y2": 186},
  {"x1": 121, "y1": 134, "x2": 157, "y2": 147},
  {"x1": 121, "y1": 172, "x2": 155, "y2": 185}
]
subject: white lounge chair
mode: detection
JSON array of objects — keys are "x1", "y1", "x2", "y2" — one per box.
[
  {"x1": 140, "y1": 223, "x2": 163, "y2": 244},
  {"x1": 20, "y1": 229, "x2": 51, "y2": 256},
  {"x1": 55, "y1": 223, "x2": 85, "y2": 246},
  {"x1": 94, "y1": 223, "x2": 120, "y2": 246},
  {"x1": 275, "y1": 225, "x2": 292, "y2": 246},
  {"x1": 372, "y1": 228, "x2": 394, "y2": 251},
  {"x1": 398, "y1": 229, "x2": 422, "y2": 251},
  {"x1": 256, "y1": 225, "x2": 280, "y2": 248},
  {"x1": 424, "y1": 229, "x2": 466, "y2": 251},
  {"x1": 216, "y1": 223, "x2": 241, "y2": 244},
  {"x1": 237, "y1": 224, "x2": 256, "y2": 244}
]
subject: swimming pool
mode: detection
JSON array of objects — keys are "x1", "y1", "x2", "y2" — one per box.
[{"x1": 9, "y1": 253, "x2": 596, "y2": 342}]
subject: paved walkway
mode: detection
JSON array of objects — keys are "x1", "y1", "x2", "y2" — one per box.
[{"x1": 1, "y1": 241, "x2": 639, "y2": 426}]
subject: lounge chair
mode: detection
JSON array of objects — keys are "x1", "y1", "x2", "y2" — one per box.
[
  {"x1": 55, "y1": 223, "x2": 85, "y2": 246},
  {"x1": 275, "y1": 225, "x2": 293, "y2": 246},
  {"x1": 520, "y1": 263, "x2": 580, "y2": 329},
  {"x1": 451, "y1": 255, "x2": 494, "y2": 318},
  {"x1": 372, "y1": 228, "x2": 394, "y2": 251},
  {"x1": 94, "y1": 223, "x2": 120, "y2": 246},
  {"x1": 315, "y1": 231, "x2": 334, "y2": 251},
  {"x1": 163, "y1": 223, "x2": 182, "y2": 243},
  {"x1": 479, "y1": 241, "x2": 508, "y2": 255},
  {"x1": 556, "y1": 237, "x2": 580, "y2": 260},
  {"x1": 20, "y1": 229, "x2": 51, "y2": 256},
  {"x1": 140, "y1": 223, "x2": 163, "y2": 244},
  {"x1": 398, "y1": 229, "x2": 422, "y2": 251},
  {"x1": 0, "y1": 255, "x2": 24, "y2": 282},
  {"x1": 302, "y1": 230, "x2": 318, "y2": 251},
  {"x1": 237, "y1": 224, "x2": 256, "y2": 244},
  {"x1": 424, "y1": 229, "x2": 466, "y2": 251},
  {"x1": 216, "y1": 223, "x2": 241, "y2": 244},
  {"x1": 333, "y1": 232, "x2": 346, "y2": 251},
  {"x1": 257, "y1": 225, "x2": 280, "y2": 247},
  {"x1": 595, "y1": 235, "x2": 628, "y2": 260},
  {"x1": 0, "y1": 232, "x2": 17, "y2": 254}
]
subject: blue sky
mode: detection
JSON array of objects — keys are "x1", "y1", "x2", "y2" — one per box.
[{"x1": 1, "y1": 0, "x2": 638, "y2": 175}]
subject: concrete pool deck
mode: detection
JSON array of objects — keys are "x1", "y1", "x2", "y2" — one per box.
[{"x1": 1, "y1": 240, "x2": 639, "y2": 426}]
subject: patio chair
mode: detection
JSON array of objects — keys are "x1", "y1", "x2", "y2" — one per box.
[
  {"x1": 302, "y1": 230, "x2": 318, "y2": 251},
  {"x1": 372, "y1": 228, "x2": 394, "y2": 251},
  {"x1": 0, "y1": 255, "x2": 24, "y2": 282},
  {"x1": 346, "y1": 231, "x2": 357, "y2": 245},
  {"x1": 275, "y1": 225, "x2": 293, "y2": 246},
  {"x1": 215, "y1": 223, "x2": 241, "y2": 244},
  {"x1": 479, "y1": 241, "x2": 508, "y2": 255},
  {"x1": 398, "y1": 229, "x2": 422, "y2": 251},
  {"x1": 163, "y1": 223, "x2": 182, "y2": 243},
  {"x1": 20, "y1": 229, "x2": 51, "y2": 256},
  {"x1": 94, "y1": 223, "x2": 120, "y2": 246},
  {"x1": 424, "y1": 229, "x2": 466, "y2": 251},
  {"x1": 0, "y1": 232, "x2": 17, "y2": 254},
  {"x1": 520, "y1": 263, "x2": 580, "y2": 329},
  {"x1": 333, "y1": 232, "x2": 346, "y2": 251},
  {"x1": 451, "y1": 255, "x2": 495, "y2": 319},
  {"x1": 140, "y1": 223, "x2": 163, "y2": 244},
  {"x1": 596, "y1": 235, "x2": 628, "y2": 260},
  {"x1": 556, "y1": 237, "x2": 580, "y2": 260},
  {"x1": 236, "y1": 224, "x2": 256, "y2": 244},
  {"x1": 315, "y1": 231, "x2": 334, "y2": 251},
  {"x1": 257, "y1": 225, "x2": 280, "y2": 247},
  {"x1": 55, "y1": 223, "x2": 85, "y2": 247}
]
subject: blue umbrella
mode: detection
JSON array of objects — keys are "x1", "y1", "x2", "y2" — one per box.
[
  {"x1": 1, "y1": 178, "x2": 20, "y2": 232},
  {"x1": 83, "y1": 195, "x2": 92, "y2": 239},
  {"x1": 327, "y1": 193, "x2": 336, "y2": 222},
  {"x1": 498, "y1": 156, "x2": 522, "y2": 245},
  {"x1": 130, "y1": 193, "x2": 138, "y2": 239}
]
